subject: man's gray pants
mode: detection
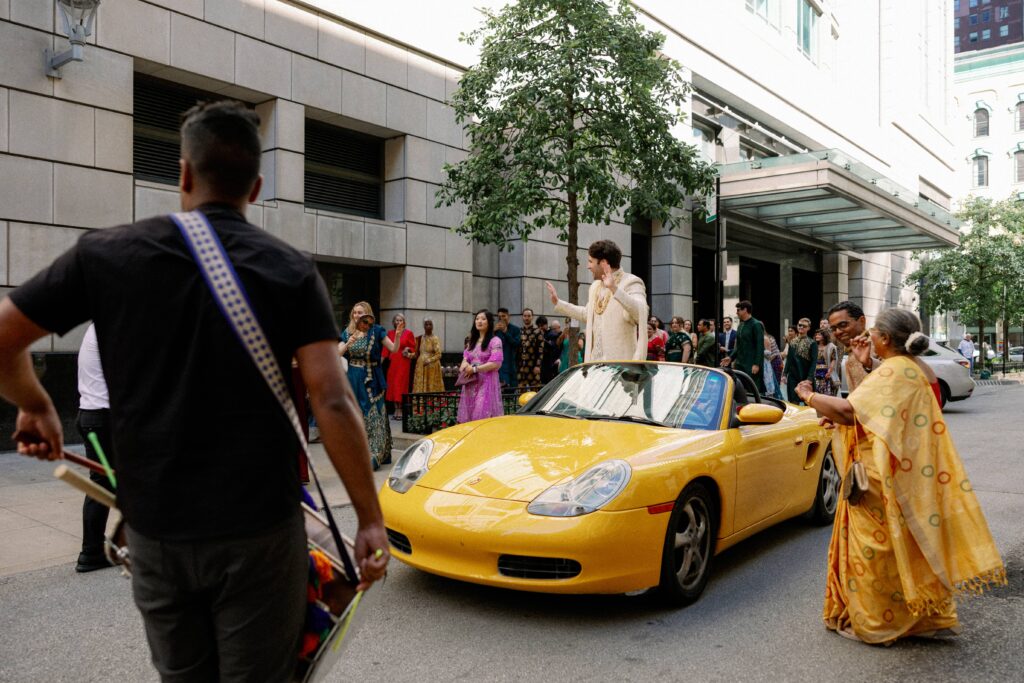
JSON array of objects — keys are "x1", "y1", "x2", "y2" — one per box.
[{"x1": 127, "y1": 511, "x2": 307, "y2": 683}]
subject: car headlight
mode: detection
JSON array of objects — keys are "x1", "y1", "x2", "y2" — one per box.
[
  {"x1": 527, "y1": 460, "x2": 631, "y2": 517},
  {"x1": 388, "y1": 439, "x2": 434, "y2": 493}
]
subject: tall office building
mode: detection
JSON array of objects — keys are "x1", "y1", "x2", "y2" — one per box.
[{"x1": 955, "y1": 0, "x2": 1023, "y2": 53}]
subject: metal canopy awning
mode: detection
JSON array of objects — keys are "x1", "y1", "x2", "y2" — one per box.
[{"x1": 717, "y1": 149, "x2": 960, "y2": 253}]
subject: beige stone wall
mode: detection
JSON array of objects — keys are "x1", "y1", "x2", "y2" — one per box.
[{"x1": 0, "y1": 0, "x2": 480, "y2": 352}]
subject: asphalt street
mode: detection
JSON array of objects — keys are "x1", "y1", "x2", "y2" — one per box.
[{"x1": 1, "y1": 385, "x2": 1022, "y2": 682}]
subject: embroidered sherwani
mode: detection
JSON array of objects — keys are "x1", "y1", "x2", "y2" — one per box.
[{"x1": 554, "y1": 271, "x2": 648, "y2": 362}]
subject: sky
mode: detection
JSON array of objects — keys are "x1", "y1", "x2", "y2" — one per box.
[{"x1": 302, "y1": 0, "x2": 509, "y2": 66}]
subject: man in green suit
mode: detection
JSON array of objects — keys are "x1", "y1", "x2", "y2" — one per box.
[
  {"x1": 722, "y1": 301, "x2": 765, "y2": 393},
  {"x1": 782, "y1": 317, "x2": 817, "y2": 404},
  {"x1": 694, "y1": 319, "x2": 717, "y2": 367}
]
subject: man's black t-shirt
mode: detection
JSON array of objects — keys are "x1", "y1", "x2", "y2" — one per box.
[{"x1": 10, "y1": 205, "x2": 338, "y2": 540}]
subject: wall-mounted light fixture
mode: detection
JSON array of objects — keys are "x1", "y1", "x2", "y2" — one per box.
[{"x1": 45, "y1": 0, "x2": 101, "y2": 79}]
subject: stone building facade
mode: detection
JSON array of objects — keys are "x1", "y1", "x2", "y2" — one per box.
[{"x1": 1, "y1": 0, "x2": 959, "y2": 367}]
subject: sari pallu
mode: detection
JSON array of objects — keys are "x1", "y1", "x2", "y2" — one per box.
[{"x1": 825, "y1": 355, "x2": 1005, "y2": 643}]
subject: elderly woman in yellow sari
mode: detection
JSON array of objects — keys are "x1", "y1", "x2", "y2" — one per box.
[
  {"x1": 795, "y1": 308, "x2": 1004, "y2": 645},
  {"x1": 412, "y1": 318, "x2": 445, "y2": 393}
]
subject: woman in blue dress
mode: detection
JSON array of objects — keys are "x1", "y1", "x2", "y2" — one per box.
[{"x1": 338, "y1": 301, "x2": 397, "y2": 470}]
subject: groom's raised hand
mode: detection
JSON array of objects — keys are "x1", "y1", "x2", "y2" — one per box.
[
  {"x1": 545, "y1": 281, "x2": 558, "y2": 306},
  {"x1": 600, "y1": 263, "x2": 617, "y2": 292}
]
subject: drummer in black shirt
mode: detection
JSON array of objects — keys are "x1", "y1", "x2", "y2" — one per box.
[{"x1": 0, "y1": 101, "x2": 388, "y2": 682}]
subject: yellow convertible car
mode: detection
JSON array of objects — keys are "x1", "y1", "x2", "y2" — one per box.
[{"x1": 380, "y1": 362, "x2": 837, "y2": 606}]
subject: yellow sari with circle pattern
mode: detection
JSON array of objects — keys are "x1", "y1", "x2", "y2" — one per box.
[{"x1": 824, "y1": 355, "x2": 1005, "y2": 643}]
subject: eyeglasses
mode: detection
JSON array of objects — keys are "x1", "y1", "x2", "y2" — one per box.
[{"x1": 797, "y1": 323, "x2": 809, "y2": 328}]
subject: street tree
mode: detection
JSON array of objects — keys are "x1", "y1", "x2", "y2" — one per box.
[
  {"x1": 908, "y1": 196, "x2": 1024, "y2": 373},
  {"x1": 436, "y1": 0, "x2": 716, "y2": 361}
]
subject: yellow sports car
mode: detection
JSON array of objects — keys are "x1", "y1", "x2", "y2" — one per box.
[{"x1": 380, "y1": 362, "x2": 837, "y2": 605}]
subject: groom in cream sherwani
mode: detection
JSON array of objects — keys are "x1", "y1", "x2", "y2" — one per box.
[{"x1": 545, "y1": 240, "x2": 648, "y2": 362}]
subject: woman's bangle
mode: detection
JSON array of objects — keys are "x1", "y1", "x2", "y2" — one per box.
[{"x1": 806, "y1": 392, "x2": 816, "y2": 408}]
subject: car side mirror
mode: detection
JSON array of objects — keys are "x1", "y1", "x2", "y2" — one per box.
[
  {"x1": 518, "y1": 391, "x2": 537, "y2": 407},
  {"x1": 737, "y1": 404, "x2": 784, "y2": 425}
]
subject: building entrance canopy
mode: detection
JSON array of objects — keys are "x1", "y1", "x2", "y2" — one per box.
[{"x1": 717, "y1": 149, "x2": 960, "y2": 253}]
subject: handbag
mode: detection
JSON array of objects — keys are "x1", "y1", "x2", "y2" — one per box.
[
  {"x1": 842, "y1": 417, "x2": 870, "y2": 506},
  {"x1": 170, "y1": 211, "x2": 368, "y2": 683},
  {"x1": 454, "y1": 369, "x2": 477, "y2": 387}
]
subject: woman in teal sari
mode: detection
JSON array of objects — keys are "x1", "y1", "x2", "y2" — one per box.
[{"x1": 338, "y1": 301, "x2": 397, "y2": 470}]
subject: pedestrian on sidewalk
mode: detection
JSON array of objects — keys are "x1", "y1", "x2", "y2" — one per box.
[
  {"x1": 958, "y1": 333, "x2": 975, "y2": 374},
  {"x1": 796, "y1": 309, "x2": 1005, "y2": 645},
  {"x1": 338, "y1": 302, "x2": 396, "y2": 470},
  {"x1": 494, "y1": 307, "x2": 520, "y2": 388},
  {"x1": 457, "y1": 310, "x2": 504, "y2": 423},
  {"x1": 74, "y1": 323, "x2": 115, "y2": 573},
  {"x1": 0, "y1": 101, "x2": 388, "y2": 682},
  {"x1": 384, "y1": 313, "x2": 415, "y2": 420},
  {"x1": 722, "y1": 301, "x2": 765, "y2": 394}
]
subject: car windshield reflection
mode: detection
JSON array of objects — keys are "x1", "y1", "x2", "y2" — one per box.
[{"x1": 524, "y1": 363, "x2": 726, "y2": 430}]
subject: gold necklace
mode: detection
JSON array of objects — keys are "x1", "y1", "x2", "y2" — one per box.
[{"x1": 593, "y1": 271, "x2": 624, "y2": 315}]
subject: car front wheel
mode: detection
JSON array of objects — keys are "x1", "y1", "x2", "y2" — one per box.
[
  {"x1": 657, "y1": 482, "x2": 717, "y2": 607},
  {"x1": 805, "y1": 447, "x2": 839, "y2": 525}
]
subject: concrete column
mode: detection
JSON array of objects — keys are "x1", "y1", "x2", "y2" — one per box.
[
  {"x1": 255, "y1": 99, "x2": 304, "y2": 203},
  {"x1": 779, "y1": 263, "x2": 794, "y2": 333},
  {"x1": 650, "y1": 212, "x2": 694, "y2": 322},
  {"x1": 723, "y1": 254, "x2": 741, "y2": 326},
  {"x1": 822, "y1": 252, "x2": 849, "y2": 311}
]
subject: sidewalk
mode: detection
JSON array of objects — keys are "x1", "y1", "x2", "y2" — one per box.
[{"x1": 0, "y1": 425, "x2": 419, "y2": 577}]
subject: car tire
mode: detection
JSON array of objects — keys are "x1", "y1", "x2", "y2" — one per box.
[
  {"x1": 938, "y1": 380, "x2": 949, "y2": 410},
  {"x1": 657, "y1": 481, "x2": 717, "y2": 607},
  {"x1": 804, "y1": 447, "x2": 840, "y2": 526}
]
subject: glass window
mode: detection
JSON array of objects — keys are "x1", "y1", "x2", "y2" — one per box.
[
  {"x1": 133, "y1": 75, "x2": 243, "y2": 186},
  {"x1": 1002, "y1": 24, "x2": 1010, "y2": 37},
  {"x1": 955, "y1": 35, "x2": 961, "y2": 48},
  {"x1": 974, "y1": 156, "x2": 989, "y2": 187},
  {"x1": 525, "y1": 363, "x2": 728, "y2": 431},
  {"x1": 304, "y1": 122, "x2": 384, "y2": 218},
  {"x1": 746, "y1": 0, "x2": 769, "y2": 18},
  {"x1": 970, "y1": 14, "x2": 979, "y2": 24},
  {"x1": 982, "y1": 10, "x2": 990, "y2": 22},
  {"x1": 797, "y1": 0, "x2": 818, "y2": 59},
  {"x1": 970, "y1": 0, "x2": 979, "y2": 7},
  {"x1": 974, "y1": 108, "x2": 989, "y2": 136},
  {"x1": 1016, "y1": 102, "x2": 1024, "y2": 131},
  {"x1": 970, "y1": 31, "x2": 979, "y2": 42},
  {"x1": 999, "y1": 6, "x2": 1009, "y2": 20},
  {"x1": 955, "y1": 17, "x2": 961, "y2": 29},
  {"x1": 983, "y1": 28, "x2": 991, "y2": 39},
  {"x1": 1015, "y1": 152, "x2": 1024, "y2": 183},
  {"x1": 954, "y1": 0, "x2": 959, "y2": 10}
]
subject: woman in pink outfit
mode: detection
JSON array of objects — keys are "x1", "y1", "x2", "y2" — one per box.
[{"x1": 457, "y1": 309, "x2": 504, "y2": 423}]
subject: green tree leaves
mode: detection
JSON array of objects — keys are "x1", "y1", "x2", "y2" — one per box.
[
  {"x1": 437, "y1": 0, "x2": 715, "y2": 305},
  {"x1": 908, "y1": 196, "x2": 1024, "y2": 370}
]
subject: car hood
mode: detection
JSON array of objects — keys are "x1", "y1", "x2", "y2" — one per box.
[{"x1": 417, "y1": 415, "x2": 711, "y2": 502}]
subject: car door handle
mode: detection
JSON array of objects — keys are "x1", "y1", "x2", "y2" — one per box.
[{"x1": 794, "y1": 436, "x2": 804, "y2": 445}]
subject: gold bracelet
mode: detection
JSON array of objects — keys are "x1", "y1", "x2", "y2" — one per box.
[{"x1": 806, "y1": 392, "x2": 816, "y2": 408}]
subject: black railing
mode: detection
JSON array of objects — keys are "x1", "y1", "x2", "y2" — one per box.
[{"x1": 401, "y1": 385, "x2": 543, "y2": 435}]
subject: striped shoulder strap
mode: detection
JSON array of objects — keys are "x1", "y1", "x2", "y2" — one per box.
[{"x1": 169, "y1": 210, "x2": 358, "y2": 585}]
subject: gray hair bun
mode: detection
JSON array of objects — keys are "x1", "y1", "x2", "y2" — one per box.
[{"x1": 875, "y1": 308, "x2": 928, "y2": 356}]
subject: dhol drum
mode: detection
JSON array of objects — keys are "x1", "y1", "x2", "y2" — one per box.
[{"x1": 55, "y1": 463, "x2": 369, "y2": 683}]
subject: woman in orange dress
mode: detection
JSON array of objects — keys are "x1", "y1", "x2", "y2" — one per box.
[
  {"x1": 385, "y1": 314, "x2": 416, "y2": 420},
  {"x1": 796, "y1": 308, "x2": 1004, "y2": 645}
]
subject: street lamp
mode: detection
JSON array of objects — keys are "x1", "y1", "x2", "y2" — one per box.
[{"x1": 45, "y1": 0, "x2": 101, "y2": 79}]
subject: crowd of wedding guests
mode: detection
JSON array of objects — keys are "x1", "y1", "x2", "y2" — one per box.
[{"x1": 334, "y1": 299, "x2": 846, "y2": 468}]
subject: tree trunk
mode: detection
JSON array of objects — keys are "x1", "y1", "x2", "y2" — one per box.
[
  {"x1": 564, "y1": 190, "x2": 580, "y2": 368},
  {"x1": 978, "y1": 319, "x2": 985, "y2": 374}
]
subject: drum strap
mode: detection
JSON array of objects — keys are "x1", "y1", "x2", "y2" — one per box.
[{"x1": 169, "y1": 210, "x2": 359, "y2": 586}]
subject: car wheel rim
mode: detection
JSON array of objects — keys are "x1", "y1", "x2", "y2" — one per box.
[
  {"x1": 821, "y1": 452, "x2": 840, "y2": 515},
  {"x1": 673, "y1": 497, "x2": 711, "y2": 590}
]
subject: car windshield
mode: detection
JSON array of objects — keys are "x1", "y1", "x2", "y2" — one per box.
[{"x1": 523, "y1": 363, "x2": 726, "y2": 430}]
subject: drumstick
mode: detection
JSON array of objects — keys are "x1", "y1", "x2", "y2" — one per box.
[
  {"x1": 12, "y1": 429, "x2": 109, "y2": 477},
  {"x1": 54, "y1": 465, "x2": 117, "y2": 509}
]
